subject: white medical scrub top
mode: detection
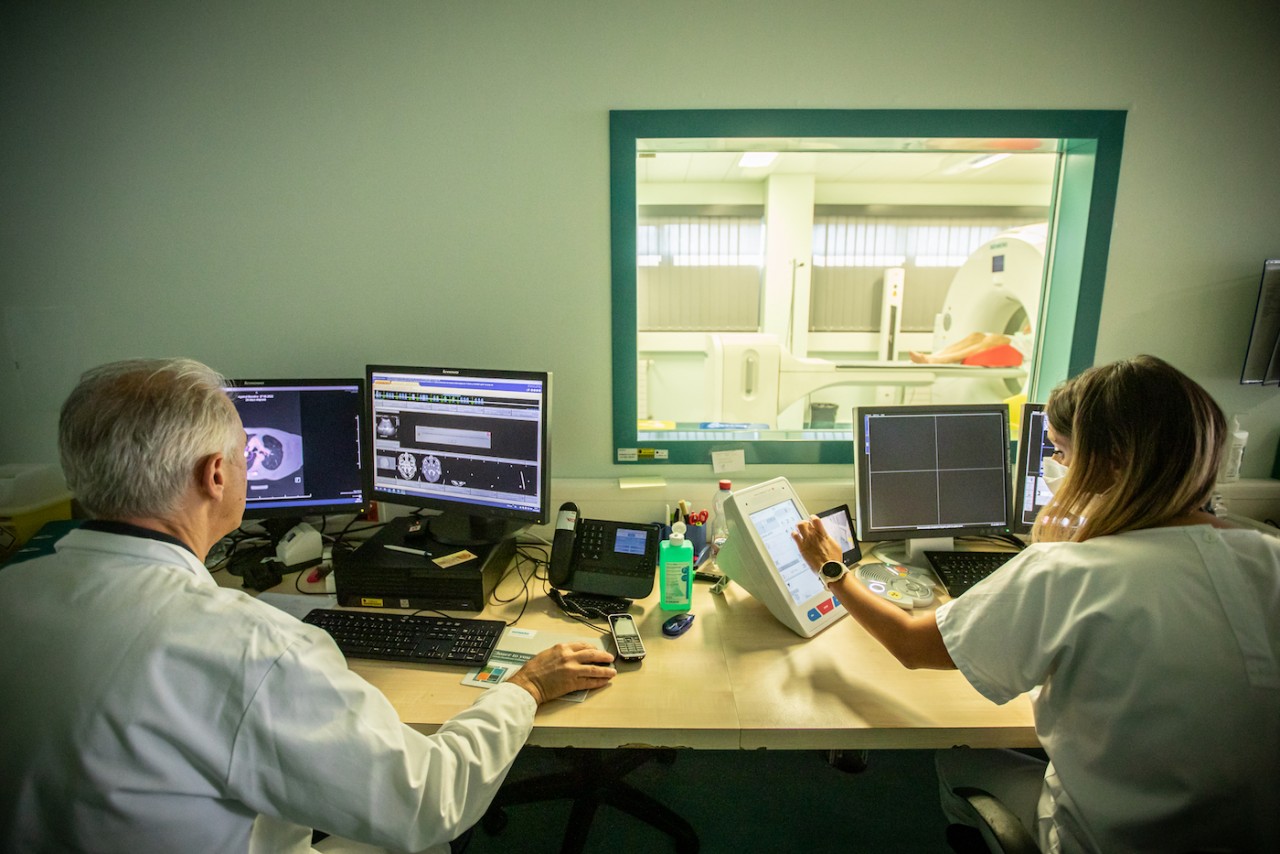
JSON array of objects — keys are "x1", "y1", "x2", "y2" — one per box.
[
  {"x1": 0, "y1": 526, "x2": 536, "y2": 854},
  {"x1": 937, "y1": 525, "x2": 1280, "y2": 853}
]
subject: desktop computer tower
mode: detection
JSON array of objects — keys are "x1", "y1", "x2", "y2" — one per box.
[{"x1": 333, "y1": 516, "x2": 514, "y2": 612}]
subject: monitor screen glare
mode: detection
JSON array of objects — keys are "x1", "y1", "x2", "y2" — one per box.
[{"x1": 857, "y1": 404, "x2": 1010, "y2": 541}]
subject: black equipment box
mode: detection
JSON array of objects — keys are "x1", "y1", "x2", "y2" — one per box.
[{"x1": 333, "y1": 516, "x2": 514, "y2": 612}]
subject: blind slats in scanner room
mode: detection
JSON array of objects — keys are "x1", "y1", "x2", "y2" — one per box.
[
  {"x1": 637, "y1": 214, "x2": 762, "y2": 332},
  {"x1": 810, "y1": 213, "x2": 1040, "y2": 333}
]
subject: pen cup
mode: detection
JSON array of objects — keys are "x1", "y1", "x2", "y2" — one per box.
[
  {"x1": 659, "y1": 523, "x2": 706, "y2": 557},
  {"x1": 684, "y1": 523, "x2": 707, "y2": 556}
]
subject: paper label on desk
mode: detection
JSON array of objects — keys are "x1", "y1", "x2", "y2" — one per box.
[
  {"x1": 461, "y1": 628, "x2": 605, "y2": 702},
  {"x1": 432, "y1": 549, "x2": 476, "y2": 568}
]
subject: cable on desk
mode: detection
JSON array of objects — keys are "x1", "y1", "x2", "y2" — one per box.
[
  {"x1": 384, "y1": 545, "x2": 550, "y2": 627},
  {"x1": 325, "y1": 513, "x2": 388, "y2": 558},
  {"x1": 484, "y1": 544, "x2": 550, "y2": 626},
  {"x1": 520, "y1": 529, "x2": 553, "y2": 548},
  {"x1": 292, "y1": 568, "x2": 335, "y2": 596},
  {"x1": 213, "y1": 528, "x2": 271, "y2": 575},
  {"x1": 549, "y1": 601, "x2": 610, "y2": 636},
  {"x1": 405, "y1": 607, "x2": 462, "y2": 620}
]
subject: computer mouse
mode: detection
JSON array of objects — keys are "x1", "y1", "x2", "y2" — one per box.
[{"x1": 662, "y1": 613, "x2": 695, "y2": 637}]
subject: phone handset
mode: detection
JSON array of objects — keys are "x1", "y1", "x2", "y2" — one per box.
[{"x1": 547, "y1": 501, "x2": 579, "y2": 588}]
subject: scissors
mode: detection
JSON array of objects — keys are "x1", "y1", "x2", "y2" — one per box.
[{"x1": 688, "y1": 510, "x2": 708, "y2": 525}]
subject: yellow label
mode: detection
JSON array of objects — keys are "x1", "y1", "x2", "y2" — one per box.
[
  {"x1": 360, "y1": 597, "x2": 384, "y2": 607},
  {"x1": 433, "y1": 550, "x2": 477, "y2": 569}
]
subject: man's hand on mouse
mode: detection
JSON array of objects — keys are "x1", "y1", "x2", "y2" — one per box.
[{"x1": 507, "y1": 642, "x2": 617, "y2": 705}]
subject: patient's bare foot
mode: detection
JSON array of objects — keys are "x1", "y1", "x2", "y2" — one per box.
[{"x1": 909, "y1": 351, "x2": 935, "y2": 364}]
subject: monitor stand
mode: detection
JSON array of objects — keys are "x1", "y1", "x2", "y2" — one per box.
[
  {"x1": 426, "y1": 512, "x2": 527, "y2": 548},
  {"x1": 876, "y1": 536, "x2": 954, "y2": 571}
]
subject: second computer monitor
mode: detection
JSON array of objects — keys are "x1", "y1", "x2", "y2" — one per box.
[
  {"x1": 855, "y1": 403, "x2": 1011, "y2": 562},
  {"x1": 366, "y1": 365, "x2": 551, "y2": 545},
  {"x1": 1012, "y1": 402, "x2": 1055, "y2": 534}
]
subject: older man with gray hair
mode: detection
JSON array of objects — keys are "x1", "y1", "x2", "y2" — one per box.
[{"x1": 0, "y1": 358, "x2": 616, "y2": 854}]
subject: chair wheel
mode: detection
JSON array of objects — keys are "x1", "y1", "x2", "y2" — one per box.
[{"x1": 481, "y1": 807, "x2": 508, "y2": 834}]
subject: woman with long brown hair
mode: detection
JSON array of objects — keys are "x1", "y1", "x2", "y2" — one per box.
[{"x1": 794, "y1": 355, "x2": 1279, "y2": 852}]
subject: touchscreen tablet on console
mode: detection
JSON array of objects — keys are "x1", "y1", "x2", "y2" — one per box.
[
  {"x1": 716, "y1": 477, "x2": 847, "y2": 638},
  {"x1": 816, "y1": 504, "x2": 862, "y2": 565}
]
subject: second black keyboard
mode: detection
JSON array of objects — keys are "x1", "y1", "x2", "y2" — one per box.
[
  {"x1": 302, "y1": 609, "x2": 505, "y2": 666},
  {"x1": 923, "y1": 551, "x2": 1017, "y2": 597}
]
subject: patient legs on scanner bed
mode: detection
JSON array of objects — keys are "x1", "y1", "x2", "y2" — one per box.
[{"x1": 910, "y1": 332, "x2": 1011, "y2": 364}]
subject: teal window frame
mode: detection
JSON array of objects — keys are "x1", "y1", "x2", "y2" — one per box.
[{"x1": 611, "y1": 109, "x2": 1126, "y2": 465}]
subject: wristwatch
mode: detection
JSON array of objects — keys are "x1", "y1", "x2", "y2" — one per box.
[{"x1": 818, "y1": 560, "x2": 849, "y2": 586}]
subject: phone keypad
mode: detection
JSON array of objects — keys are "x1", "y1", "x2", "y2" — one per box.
[
  {"x1": 578, "y1": 520, "x2": 608, "y2": 560},
  {"x1": 614, "y1": 634, "x2": 645, "y2": 658}
]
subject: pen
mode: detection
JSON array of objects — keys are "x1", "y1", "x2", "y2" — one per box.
[{"x1": 385, "y1": 544, "x2": 428, "y2": 557}]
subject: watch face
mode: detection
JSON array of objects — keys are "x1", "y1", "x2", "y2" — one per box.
[{"x1": 821, "y1": 561, "x2": 846, "y2": 580}]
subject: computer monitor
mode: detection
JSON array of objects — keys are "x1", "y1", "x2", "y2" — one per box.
[
  {"x1": 854, "y1": 403, "x2": 1011, "y2": 567},
  {"x1": 1240, "y1": 258, "x2": 1280, "y2": 385},
  {"x1": 223, "y1": 378, "x2": 369, "y2": 543},
  {"x1": 365, "y1": 365, "x2": 552, "y2": 545},
  {"x1": 1012, "y1": 402, "x2": 1055, "y2": 534}
]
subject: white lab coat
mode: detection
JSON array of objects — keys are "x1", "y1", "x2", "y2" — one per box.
[
  {"x1": 0, "y1": 527, "x2": 536, "y2": 854},
  {"x1": 936, "y1": 525, "x2": 1280, "y2": 853}
]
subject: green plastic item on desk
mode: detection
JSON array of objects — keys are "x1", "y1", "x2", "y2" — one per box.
[{"x1": 659, "y1": 521, "x2": 694, "y2": 612}]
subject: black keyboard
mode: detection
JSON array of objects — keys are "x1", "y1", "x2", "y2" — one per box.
[
  {"x1": 549, "y1": 589, "x2": 632, "y2": 619},
  {"x1": 302, "y1": 609, "x2": 505, "y2": 666},
  {"x1": 923, "y1": 551, "x2": 1017, "y2": 597}
]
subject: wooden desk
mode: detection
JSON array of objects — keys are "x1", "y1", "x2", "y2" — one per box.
[
  {"x1": 239, "y1": 558, "x2": 1036, "y2": 752},
  {"x1": 351, "y1": 579, "x2": 741, "y2": 751},
  {"x1": 712, "y1": 583, "x2": 1035, "y2": 749}
]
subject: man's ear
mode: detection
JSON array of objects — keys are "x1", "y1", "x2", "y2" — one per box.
[{"x1": 197, "y1": 453, "x2": 226, "y2": 500}]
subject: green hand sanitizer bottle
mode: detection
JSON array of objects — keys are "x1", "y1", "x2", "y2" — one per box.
[{"x1": 659, "y1": 521, "x2": 694, "y2": 612}]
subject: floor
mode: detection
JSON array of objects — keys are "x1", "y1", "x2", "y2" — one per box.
[{"x1": 466, "y1": 747, "x2": 953, "y2": 853}]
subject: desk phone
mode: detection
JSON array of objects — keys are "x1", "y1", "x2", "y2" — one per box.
[{"x1": 548, "y1": 502, "x2": 660, "y2": 600}]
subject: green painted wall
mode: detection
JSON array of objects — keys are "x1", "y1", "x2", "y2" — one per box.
[{"x1": 3, "y1": 1, "x2": 1279, "y2": 478}]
